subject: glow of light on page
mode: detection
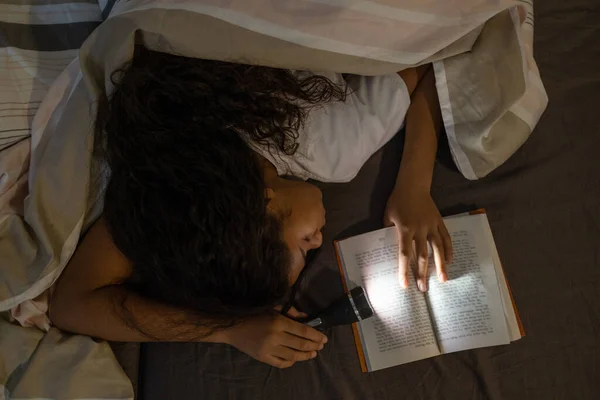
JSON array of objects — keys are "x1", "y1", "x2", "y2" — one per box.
[{"x1": 363, "y1": 272, "x2": 400, "y2": 321}]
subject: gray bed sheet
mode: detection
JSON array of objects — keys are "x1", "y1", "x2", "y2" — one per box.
[{"x1": 136, "y1": 1, "x2": 600, "y2": 398}]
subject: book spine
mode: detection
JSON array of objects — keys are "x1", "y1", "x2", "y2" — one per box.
[{"x1": 334, "y1": 241, "x2": 369, "y2": 372}]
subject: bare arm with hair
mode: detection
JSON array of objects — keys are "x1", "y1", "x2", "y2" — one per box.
[
  {"x1": 50, "y1": 218, "x2": 327, "y2": 368},
  {"x1": 384, "y1": 64, "x2": 453, "y2": 292}
]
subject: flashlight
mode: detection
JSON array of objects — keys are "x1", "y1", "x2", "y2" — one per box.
[{"x1": 305, "y1": 286, "x2": 374, "y2": 331}]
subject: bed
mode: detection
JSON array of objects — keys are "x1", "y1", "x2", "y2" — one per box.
[{"x1": 136, "y1": 1, "x2": 600, "y2": 399}]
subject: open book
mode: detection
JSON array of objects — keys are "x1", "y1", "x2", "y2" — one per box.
[{"x1": 335, "y1": 210, "x2": 524, "y2": 372}]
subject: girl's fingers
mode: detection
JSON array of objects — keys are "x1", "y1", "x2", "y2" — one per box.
[
  {"x1": 397, "y1": 229, "x2": 414, "y2": 288},
  {"x1": 430, "y1": 233, "x2": 446, "y2": 283},
  {"x1": 268, "y1": 355, "x2": 295, "y2": 369},
  {"x1": 439, "y1": 223, "x2": 453, "y2": 264},
  {"x1": 415, "y1": 234, "x2": 429, "y2": 292},
  {"x1": 281, "y1": 332, "x2": 323, "y2": 352},
  {"x1": 282, "y1": 317, "x2": 327, "y2": 344},
  {"x1": 286, "y1": 306, "x2": 308, "y2": 319},
  {"x1": 274, "y1": 305, "x2": 307, "y2": 319}
]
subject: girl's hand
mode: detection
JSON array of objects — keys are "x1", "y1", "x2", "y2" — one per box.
[
  {"x1": 223, "y1": 307, "x2": 327, "y2": 369},
  {"x1": 384, "y1": 186, "x2": 453, "y2": 292}
]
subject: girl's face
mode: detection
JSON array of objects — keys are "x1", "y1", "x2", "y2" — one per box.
[{"x1": 263, "y1": 166, "x2": 326, "y2": 284}]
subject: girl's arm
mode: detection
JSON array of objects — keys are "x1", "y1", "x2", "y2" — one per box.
[
  {"x1": 50, "y1": 218, "x2": 327, "y2": 368},
  {"x1": 50, "y1": 218, "x2": 211, "y2": 342},
  {"x1": 384, "y1": 65, "x2": 453, "y2": 292}
]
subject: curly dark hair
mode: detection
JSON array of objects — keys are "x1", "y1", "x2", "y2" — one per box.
[{"x1": 95, "y1": 46, "x2": 347, "y2": 337}]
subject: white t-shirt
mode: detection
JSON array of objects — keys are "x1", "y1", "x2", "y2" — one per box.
[{"x1": 252, "y1": 71, "x2": 410, "y2": 183}]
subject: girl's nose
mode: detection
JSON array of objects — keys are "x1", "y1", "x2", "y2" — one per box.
[{"x1": 309, "y1": 230, "x2": 323, "y2": 249}]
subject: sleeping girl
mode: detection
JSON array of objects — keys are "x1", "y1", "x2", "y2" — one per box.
[{"x1": 49, "y1": 46, "x2": 452, "y2": 369}]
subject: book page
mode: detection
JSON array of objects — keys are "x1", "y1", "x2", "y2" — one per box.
[
  {"x1": 426, "y1": 214, "x2": 511, "y2": 354},
  {"x1": 337, "y1": 227, "x2": 440, "y2": 372},
  {"x1": 482, "y1": 221, "x2": 523, "y2": 341},
  {"x1": 446, "y1": 211, "x2": 523, "y2": 340}
]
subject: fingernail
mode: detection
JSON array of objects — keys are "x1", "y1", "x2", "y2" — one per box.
[
  {"x1": 401, "y1": 276, "x2": 409, "y2": 288},
  {"x1": 322, "y1": 336, "x2": 328, "y2": 343},
  {"x1": 439, "y1": 272, "x2": 447, "y2": 283},
  {"x1": 418, "y1": 280, "x2": 427, "y2": 292},
  {"x1": 312, "y1": 351, "x2": 317, "y2": 358},
  {"x1": 319, "y1": 343, "x2": 324, "y2": 350}
]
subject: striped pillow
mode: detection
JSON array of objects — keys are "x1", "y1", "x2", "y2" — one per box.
[{"x1": 0, "y1": 0, "x2": 117, "y2": 151}]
